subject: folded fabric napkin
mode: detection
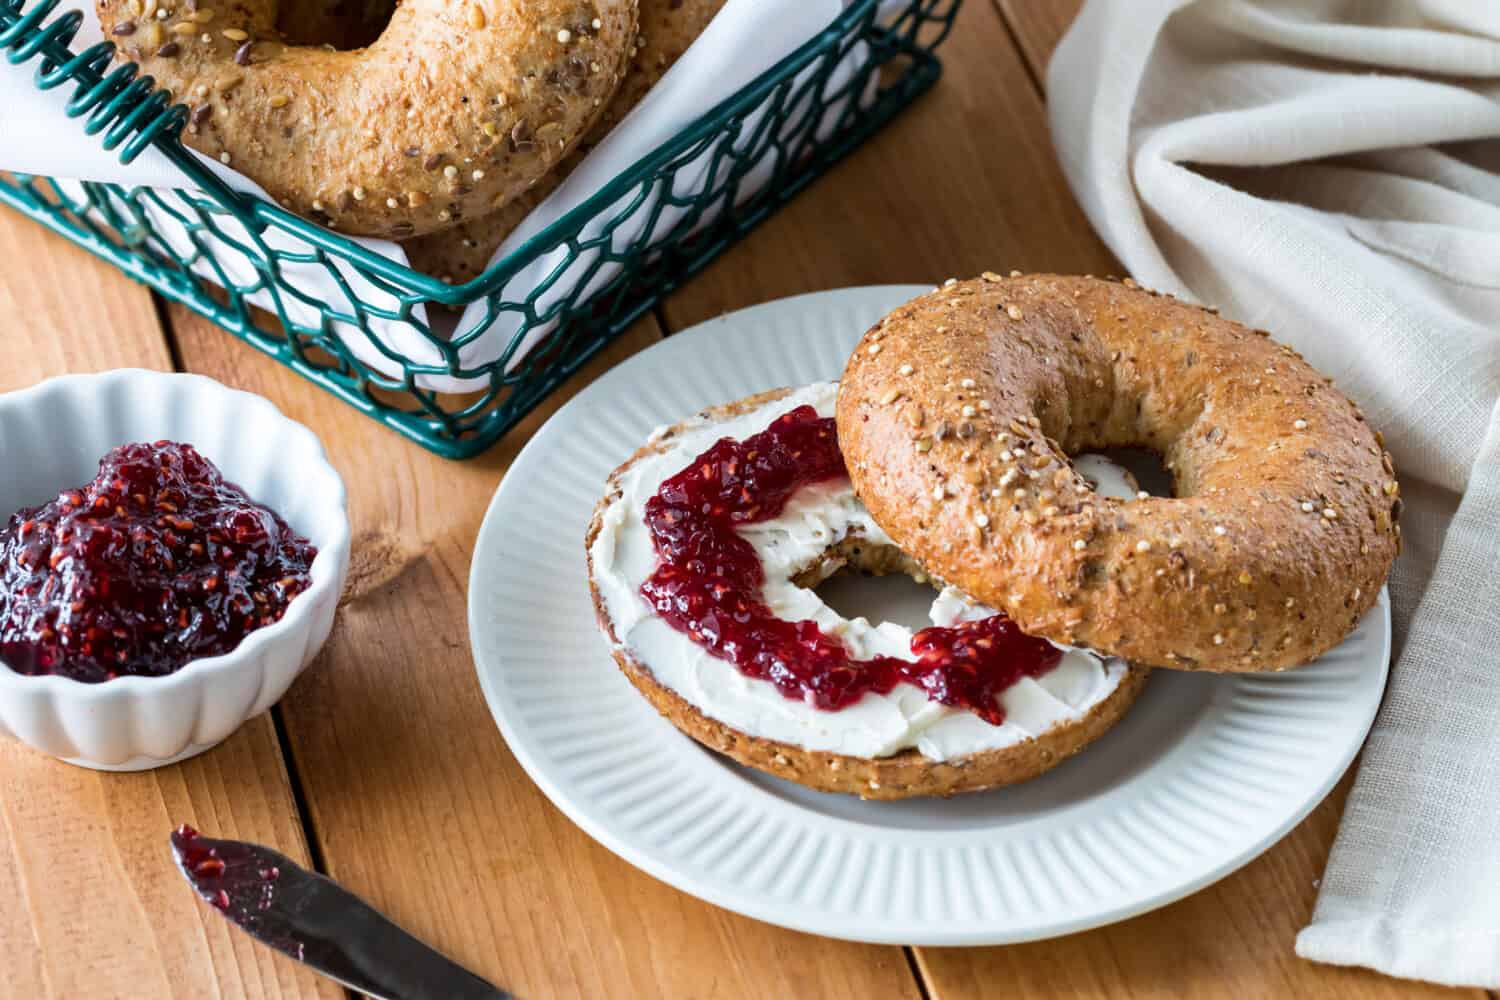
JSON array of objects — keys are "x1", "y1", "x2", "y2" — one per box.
[{"x1": 1049, "y1": 0, "x2": 1500, "y2": 987}]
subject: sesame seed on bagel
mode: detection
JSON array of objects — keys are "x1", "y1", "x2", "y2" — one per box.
[{"x1": 835, "y1": 273, "x2": 1400, "y2": 673}]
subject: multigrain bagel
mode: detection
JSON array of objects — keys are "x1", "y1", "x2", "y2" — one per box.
[
  {"x1": 97, "y1": 0, "x2": 638, "y2": 238},
  {"x1": 837, "y1": 274, "x2": 1400, "y2": 674},
  {"x1": 586, "y1": 385, "x2": 1149, "y2": 799},
  {"x1": 404, "y1": 0, "x2": 726, "y2": 283}
]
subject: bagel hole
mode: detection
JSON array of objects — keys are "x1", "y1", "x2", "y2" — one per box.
[
  {"x1": 812, "y1": 570, "x2": 940, "y2": 634},
  {"x1": 796, "y1": 539, "x2": 941, "y2": 633},
  {"x1": 276, "y1": 0, "x2": 397, "y2": 50},
  {"x1": 1081, "y1": 446, "x2": 1174, "y2": 498}
]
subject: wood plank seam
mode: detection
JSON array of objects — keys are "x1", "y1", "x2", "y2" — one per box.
[
  {"x1": 652, "y1": 302, "x2": 674, "y2": 337},
  {"x1": 990, "y1": 0, "x2": 1045, "y2": 94},
  {"x1": 269, "y1": 706, "x2": 334, "y2": 879},
  {"x1": 904, "y1": 944, "x2": 936, "y2": 1000},
  {"x1": 151, "y1": 292, "x2": 188, "y2": 373}
]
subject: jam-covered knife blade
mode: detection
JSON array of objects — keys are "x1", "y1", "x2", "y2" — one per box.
[{"x1": 170, "y1": 826, "x2": 512, "y2": 1000}]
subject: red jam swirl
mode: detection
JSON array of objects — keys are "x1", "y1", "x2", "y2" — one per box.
[
  {"x1": 640, "y1": 406, "x2": 1061, "y2": 726},
  {"x1": 0, "y1": 441, "x2": 317, "y2": 682}
]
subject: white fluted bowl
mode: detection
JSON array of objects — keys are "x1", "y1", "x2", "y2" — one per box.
[{"x1": 0, "y1": 370, "x2": 349, "y2": 770}]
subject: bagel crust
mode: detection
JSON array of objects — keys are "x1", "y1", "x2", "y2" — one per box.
[
  {"x1": 837, "y1": 274, "x2": 1400, "y2": 674},
  {"x1": 404, "y1": 0, "x2": 725, "y2": 283},
  {"x1": 97, "y1": 0, "x2": 637, "y2": 239},
  {"x1": 585, "y1": 389, "x2": 1150, "y2": 800},
  {"x1": 607, "y1": 632, "x2": 1148, "y2": 800}
]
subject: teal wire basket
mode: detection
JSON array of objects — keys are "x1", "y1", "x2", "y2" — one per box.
[{"x1": 0, "y1": 0, "x2": 959, "y2": 458}]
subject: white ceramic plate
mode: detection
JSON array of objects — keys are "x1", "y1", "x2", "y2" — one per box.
[{"x1": 468, "y1": 286, "x2": 1390, "y2": 945}]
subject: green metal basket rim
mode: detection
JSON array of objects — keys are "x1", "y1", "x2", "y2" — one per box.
[
  {"x1": 101, "y1": 0, "x2": 900, "y2": 304},
  {"x1": 453, "y1": 0, "x2": 895, "y2": 300},
  {"x1": 1, "y1": 0, "x2": 955, "y2": 459}
]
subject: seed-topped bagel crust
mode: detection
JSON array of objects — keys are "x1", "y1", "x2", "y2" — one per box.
[
  {"x1": 96, "y1": 0, "x2": 637, "y2": 239},
  {"x1": 404, "y1": 0, "x2": 725, "y2": 283},
  {"x1": 836, "y1": 274, "x2": 1400, "y2": 673}
]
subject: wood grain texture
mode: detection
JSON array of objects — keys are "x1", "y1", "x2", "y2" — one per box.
[
  {"x1": 0, "y1": 208, "x2": 169, "y2": 383},
  {"x1": 0, "y1": 211, "x2": 336, "y2": 999},
  {"x1": 916, "y1": 776, "x2": 1473, "y2": 998},
  {"x1": 165, "y1": 307, "x2": 923, "y2": 1000},
  {"x1": 659, "y1": 0, "x2": 1117, "y2": 333},
  {"x1": 992, "y1": 0, "x2": 1080, "y2": 83}
]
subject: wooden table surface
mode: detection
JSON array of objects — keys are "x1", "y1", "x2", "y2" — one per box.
[{"x1": 0, "y1": 3, "x2": 1477, "y2": 998}]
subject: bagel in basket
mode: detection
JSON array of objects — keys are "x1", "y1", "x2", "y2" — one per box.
[
  {"x1": 97, "y1": 0, "x2": 638, "y2": 239},
  {"x1": 404, "y1": 0, "x2": 726, "y2": 284},
  {"x1": 586, "y1": 384, "x2": 1149, "y2": 800},
  {"x1": 837, "y1": 273, "x2": 1400, "y2": 674}
]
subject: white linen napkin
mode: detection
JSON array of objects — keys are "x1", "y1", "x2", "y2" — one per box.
[
  {"x1": 1049, "y1": 0, "x2": 1500, "y2": 987},
  {"x1": 0, "y1": 0, "x2": 840, "y2": 389}
]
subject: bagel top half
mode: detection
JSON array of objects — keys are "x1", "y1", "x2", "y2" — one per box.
[
  {"x1": 98, "y1": 0, "x2": 637, "y2": 238},
  {"x1": 836, "y1": 274, "x2": 1399, "y2": 674}
]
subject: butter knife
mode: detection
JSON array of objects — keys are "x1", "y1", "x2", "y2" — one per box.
[{"x1": 170, "y1": 826, "x2": 513, "y2": 1000}]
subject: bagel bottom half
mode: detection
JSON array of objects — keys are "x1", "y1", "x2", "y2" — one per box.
[{"x1": 586, "y1": 386, "x2": 1150, "y2": 800}]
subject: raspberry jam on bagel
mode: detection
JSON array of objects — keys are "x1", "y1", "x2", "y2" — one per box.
[
  {"x1": 640, "y1": 403, "x2": 1066, "y2": 726},
  {"x1": 837, "y1": 274, "x2": 1399, "y2": 673},
  {"x1": 587, "y1": 384, "x2": 1148, "y2": 799}
]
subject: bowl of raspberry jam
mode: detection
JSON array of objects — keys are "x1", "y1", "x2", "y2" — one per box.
[{"x1": 0, "y1": 370, "x2": 349, "y2": 770}]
